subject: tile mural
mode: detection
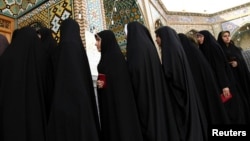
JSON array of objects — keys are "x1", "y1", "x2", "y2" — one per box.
[
  {"x1": 0, "y1": 0, "x2": 49, "y2": 18},
  {"x1": 18, "y1": 0, "x2": 73, "y2": 42}
]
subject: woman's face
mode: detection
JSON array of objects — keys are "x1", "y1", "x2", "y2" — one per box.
[
  {"x1": 155, "y1": 35, "x2": 161, "y2": 47},
  {"x1": 95, "y1": 36, "x2": 101, "y2": 52},
  {"x1": 196, "y1": 34, "x2": 204, "y2": 45},
  {"x1": 221, "y1": 32, "x2": 231, "y2": 44}
]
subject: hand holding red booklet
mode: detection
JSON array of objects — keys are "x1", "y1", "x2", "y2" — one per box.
[
  {"x1": 221, "y1": 92, "x2": 232, "y2": 103},
  {"x1": 98, "y1": 73, "x2": 106, "y2": 88}
]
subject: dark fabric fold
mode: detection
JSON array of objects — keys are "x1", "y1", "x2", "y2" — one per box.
[
  {"x1": 156, "y1": 26, "x2": 207, "y2": 141},
  {"x1": 47, "y1": 18, "x2": 100, "y2": 141},
  {"x1": 126, "y1": 21, "x2": 180, "y2": 141},
  {"x1": 96, "y1": 30, "x2": 143, "y2": 141}
]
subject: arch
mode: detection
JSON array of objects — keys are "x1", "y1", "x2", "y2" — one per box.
[
  {"x1": 230, "y1": 18, "x2": 250, "y2": 36},
  {"x1": 231, "y1": 23, "x2": 250, "y2": 50},
  {"x1": 231, "y1": 23, "x2": 250, "y2": 39}
]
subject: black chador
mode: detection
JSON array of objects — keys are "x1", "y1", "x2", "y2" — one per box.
[{"x1": 47, "y1": 18, "x2": 100, "y2": 141}]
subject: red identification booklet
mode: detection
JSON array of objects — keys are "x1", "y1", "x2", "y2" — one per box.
[
  {"x1": 98, "y1": 73, "x2": 106, "y2": 88},
  {"x1": 220, "y1": 93, "x2": 232, "y2": 103}
]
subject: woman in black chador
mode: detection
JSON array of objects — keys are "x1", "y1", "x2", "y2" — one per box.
[
  {"x1": 178, "y1": 33, "x2": 230, "y2": 125},
  {"x1": 47, "y1": 18, "x2": 100, "y2": 141},
  {"x1": 125, "y1": 21, "x2": 179, "y2": 141},
  {"x1": 197, "y1": 30, "x2": 247, "y2": 124},
  {"x1": 0, "y1": 26, "x2": 47, "y2": 141},
  {"x1": 217, "y1": 31, "x2": 250, "y2": 122},
  {"x1": 155, "y1": 26, "x2": 207, "y2": 141},
  {"x1": 37, "y1": 27, "x2": 58, "y2": 122},
  {"x1": 94, "y1": 30, "x2": 143, "y2": 141}
]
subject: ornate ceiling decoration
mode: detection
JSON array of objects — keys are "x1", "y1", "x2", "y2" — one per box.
[
  {"x1": 0, "y1": 0, "x2": 49, "y2": 18},
  {"x1": 161, "y1": 0, "x2": 250, "y2": 14},
  {"x1": 157, "y1": 0, "x2": 250, "y2": 16}
]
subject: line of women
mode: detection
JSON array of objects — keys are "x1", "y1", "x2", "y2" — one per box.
[
  {"x1": 95, "y1": 22, "x2": 250, "y2": 141},
  {"x1": 0, "y1": 18, "x2": 249, "y2": 141}
]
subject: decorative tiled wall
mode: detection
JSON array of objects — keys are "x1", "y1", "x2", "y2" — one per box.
[
  {"x1": 85, "y1": 0, "x2": 105, "y2": 76},
  {"x1": 221, "y1": 15, "x2": 250, "y2": 35},
  {"x1": 0, "y1": 0, "x2": 48, "y2": 18},
  {"x1": 104, "y1": 0, "x2": 145, "y2": 50},
  {"x1": 49, "y1": 0, "x2": 72, "y2": 41},
  {"x1": 18, "y1": 0, "x2": 73, "y2": 42},
  {"x1": 86, "y1": 0, "x2": 105, "y2": 33}
]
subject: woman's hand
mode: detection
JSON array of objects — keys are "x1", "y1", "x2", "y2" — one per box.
[
  {"x1": 229, "y1": 61, "x2": 238, "y2": 67},
  {"x1": 222, "y1": 87, "x2": 231, "y2": 97},
  {"x1": 97, "y1": 80, "x2": 105, "y2": 88}
]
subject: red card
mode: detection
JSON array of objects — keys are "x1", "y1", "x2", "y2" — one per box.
[
  {"x1": 221, "y1": 93, "x2": 232, "y2": 103},
  {"x1": 98, "y1": 73, "x2": 106, "y2": 88}
]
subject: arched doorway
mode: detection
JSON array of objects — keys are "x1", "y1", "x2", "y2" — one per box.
[{"x1": 231, "y1": 23, "x2": 250, "y2": 50}]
